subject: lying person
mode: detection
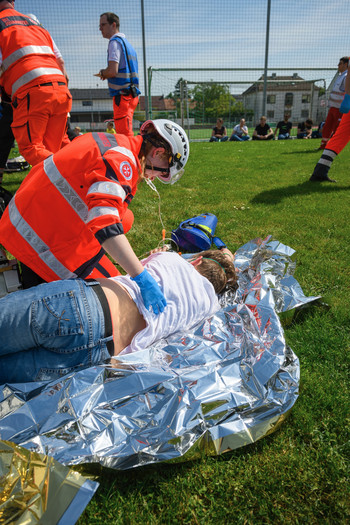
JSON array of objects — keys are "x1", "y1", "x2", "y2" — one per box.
[{"x1": 0, "y1": 249, "x2": 237, "y2": 384}]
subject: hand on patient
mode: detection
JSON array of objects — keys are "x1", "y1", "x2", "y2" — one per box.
[{"x1": 131, "y1": 269, "x2": 167, "y2": 314}]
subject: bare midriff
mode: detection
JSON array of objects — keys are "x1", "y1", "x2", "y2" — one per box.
[{"x1": 97, "y1": 277, "x2": 146, "y2": 356}]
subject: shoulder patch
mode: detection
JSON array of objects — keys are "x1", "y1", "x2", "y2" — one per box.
[{"x1": 120, "y1": 161, "x2": 133, "y2": 180}]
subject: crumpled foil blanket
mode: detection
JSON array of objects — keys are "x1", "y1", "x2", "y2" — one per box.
[
  {"x1": 0, "y1": 439, "x2": 98, "y2": 525},
  {"x1": 0, "y1": 236, "x2": 320, "y2": 470}
]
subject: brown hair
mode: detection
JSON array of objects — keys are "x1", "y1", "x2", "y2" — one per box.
[
  {"x1": 100, "y1": 12, "x2": 120, "y2": 29},
  {"x1": 139, "y1": 131, "x2": 172, "y2": 181},
  {"x1": 194, "y1": 250, "x2": 237, "y2": 294}
]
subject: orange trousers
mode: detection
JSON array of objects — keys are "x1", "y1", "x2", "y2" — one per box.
[
  {"x1": 11, "y1": 82, "x2": 72, "y2": 166},
  {"x1": 324, "y1": 110, "x2": 350, "y2": 154},
  {"x1": 113, "y1": 93, "x2": 139, "y2": 138}
]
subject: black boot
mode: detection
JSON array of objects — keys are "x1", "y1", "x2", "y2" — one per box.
[{"x1": 309, "y1": 163, "x2": 336, "y2": 183}]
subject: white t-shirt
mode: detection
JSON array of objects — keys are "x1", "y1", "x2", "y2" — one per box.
[
  {"x1": 233, "y1": 124, "x2": 248, "y2": 137},
  {"x1": 329, "y1": 70, "x2": 347, "y2": 108},
  {"x1": 112, "y1": 252, "x2": 220, "y2": 355},
  {"x1": 107, "y1": 32, "x2": 126, "y2": 68}
]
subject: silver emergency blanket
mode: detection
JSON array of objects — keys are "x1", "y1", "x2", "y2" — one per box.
[{"x1": 0, "y1": 236, "x2": 320, "y2": 470}]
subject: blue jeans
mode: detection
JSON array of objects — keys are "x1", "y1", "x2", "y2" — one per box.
[
  {"x1": 0, "y1": 280, "x2": 112, "y2": 383},
  {"x1": 277, "y1": 133, "x2": 290, "y2": 140},
  {"x1": 209, "y1": 136, "x2": 228, "y2": 142},
  {"x1": 229, "y1": 134, "x2": 250, "y2": 141}
]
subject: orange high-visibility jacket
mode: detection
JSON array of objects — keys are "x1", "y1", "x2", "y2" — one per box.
[
  {"x1": 0, "y1": 132, "x2": 143, "y2": 282},
  {"x1": 0, "y1": 7, "x2": 66, "y2": 98}
]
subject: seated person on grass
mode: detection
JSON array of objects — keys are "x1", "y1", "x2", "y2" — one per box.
[
  {"x1": 0, "y1": 248, "x2": 237, "y2": 384},
  {"x1": 229, "y1": 118, "x2": 250, "y2": 141},
  {"x1": 209, "y1": 118, "x2": 229, "y2": 142},
  {"x1": 252, "y1": 116, "x2": 274, "y2": 140},
  {"x1": 274, "y1": 114, "x2": 292, "y2": 140},
  {"x1": 297, "y1": 119, "x2": 313, "y2": 139}
]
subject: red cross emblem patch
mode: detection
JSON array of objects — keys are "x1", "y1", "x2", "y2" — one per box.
[{"x1": 120, "y1": 161, "x2": 133, "y2": 180}]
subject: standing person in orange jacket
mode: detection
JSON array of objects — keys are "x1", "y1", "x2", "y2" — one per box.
[
  {"x1": 0, "y1": 0, "x2": 72, "y2": 166},
  {"x1": 0, "y1": 119, "x2": 190, "y2": 314}
]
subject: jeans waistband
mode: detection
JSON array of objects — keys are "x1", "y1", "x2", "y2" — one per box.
[{"x1": 87, "y1": 281, "x2": 114, "y2": 356}]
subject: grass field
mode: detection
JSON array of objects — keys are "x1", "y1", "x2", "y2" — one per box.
[{"x1": 1, "y1": 138, "x2": 349, "y2": 524}]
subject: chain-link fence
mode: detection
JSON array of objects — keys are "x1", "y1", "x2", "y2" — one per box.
[{"x1": 16, "y1": 0, "x2": 350, "y2": 137}]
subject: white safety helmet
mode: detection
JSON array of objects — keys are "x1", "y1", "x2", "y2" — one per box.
[{"x1": 140, "y1": 119, "x2": 190, "y2": 184}]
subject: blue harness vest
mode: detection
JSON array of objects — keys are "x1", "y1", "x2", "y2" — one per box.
[{"x1": 107, "y1": 35, "x2": 140, "y2": 97}]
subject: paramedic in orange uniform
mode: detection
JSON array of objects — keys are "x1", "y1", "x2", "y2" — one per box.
[
  {"x1": 0, "y1": 0, "x2": 72, "y2": 166},
  {"x1": 0, "y1": 119, "x2": 190, "y2": 314}
]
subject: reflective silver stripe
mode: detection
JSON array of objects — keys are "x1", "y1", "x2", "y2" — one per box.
[
  {"x1": 8, "y1": 197, "x2": 76, "y2": 279},
  {"x1": 87, "y1": 181, "x2": 126, "y2": 201},
  {"x1": 108, "y1": 79, "x2": 133, "y2": 91},
  {"x1": 11, "y1": 67, "x2": 64, "y2": 96},
  {"x1": 43, "y1": 156, "x2": 88, "y2": 222},
  {"x1": 111, "y1": 72, "x2": 139, "y2": 79},
  {"x1": 319, "y1": 158, "x2": 333, "y2": 167},
  {"x1": 87, "y1": 206, "x2": 120, "y2": 224},
  {"x1": 2, "y1": 45, "x2": 54, "y2": 71},
  {"x1": 108, "y1": 146, "x2": 137, "y2": 164}
]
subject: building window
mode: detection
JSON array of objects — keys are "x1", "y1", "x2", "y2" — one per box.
[
  {"x1": 302, "y1": 94, "x2": 311, "y2": 103},
  {"x1": 301, "y1": 110, "x2": 309, "y2": 118},
  {"x1": 82, "y1": 100, "x2": 93, "y2": 106},
  {"x1": 267, "y1": 94, "x2": 276, "y2": 104},
  {"x1": 285, "y1": 93, "x2": 293, "y2": 106},
  {"x1": 267, "y1": 110, "x2": 274, "y2": 119}
]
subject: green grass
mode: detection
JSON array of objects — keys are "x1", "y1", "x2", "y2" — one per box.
[{"x1": 1, "y1": 139, "x2": 349, "y2": 524}]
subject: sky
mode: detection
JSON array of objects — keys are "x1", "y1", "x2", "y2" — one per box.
[{"x1": 16, "y1": 0, "x2": 350, "y2": 96}]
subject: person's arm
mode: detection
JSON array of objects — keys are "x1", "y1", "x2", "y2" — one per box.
[
  {"x1": 253, "y1": 127, "x2": 258, "y2": 138},
  {"x1": 274, "y1": 123, "x2": 280, "y2": 137},
  {"x1": 97, "y1": 61, "x2": 119, "y2": 80},
  {"x1": 242, "y1": 126, "x2": 248, "y2": 136},
  {"x1": 102, "y1": 235, "x2": 167, "y2": 314},
  {"x1": 56, "y1": 56, "x2": 69, "y2": 83},
  {"x1": 267, "y1": 127, "x2": 274, "y2": 139},
  {"x1": 222, "y1": 127, "x2": 227, "y2": 137}
]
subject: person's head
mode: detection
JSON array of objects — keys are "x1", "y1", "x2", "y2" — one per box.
[
  {"x1": 338, "y1": 56, "x2": 349, "y2": 73},
  {"x1": 283, "y1": 114, "x2": 290, "y2": 122},
  {"x1": 99, "y1": 12, "x2": 120, "y2": 39},
  {"x1": 189, "y1": 250, "x2": 237, "y2": 294},
  {"x1": 0, "y1": 0, "x2": 15, "y2": 7},
  {"x1": 140, "y1": 119, "x2": 189, "y2": 184},
  {"x1": 305, "y1": 118, "x2": 313, "y2": 127},
  {"x1": 74, "y1": 126, "x2": 81, "y2": 133},
  {"x1": 106, "y1": 121, "x2": 114, "y2": 130},
  {"x1": 240, "y1": 118, "x2": 246, "y2": 126},
  {"x1": 216, "y1": 118, "x2": 224, "y2": 127},
  {"x1": 259, "y1": 116, "x2": 267, "y2": 125}
]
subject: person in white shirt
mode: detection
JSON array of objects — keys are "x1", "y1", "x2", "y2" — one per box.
[
  {"x1": 319, "y1": 56, "x2": 349, "y2": 150},
  {"x1": 229, "y1": 118, "x2": 250, "y2": 142},
  {"x1": 0, "y1": 248, "x2": 237, "y2": 383}
]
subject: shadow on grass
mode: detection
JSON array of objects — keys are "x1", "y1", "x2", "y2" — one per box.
[
  {"x1": 251, "y1": 180, "x2": 350, "y2": 205},
  {"x1": 281, "y1": 147, "x2": 321, "y2": 155}
]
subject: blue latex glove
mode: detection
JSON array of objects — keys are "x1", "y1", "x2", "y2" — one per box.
[
  {"x1": 340, "y1": 93, "x2": 350, "y2": 114},
  {"x1": 131, "y1": 269, "x2": 167, "y2": 315}
]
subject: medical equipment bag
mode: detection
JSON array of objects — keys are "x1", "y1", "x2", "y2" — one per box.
[{"x1": 171, "y1": 213, "x2": 226, "y2": 252}]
